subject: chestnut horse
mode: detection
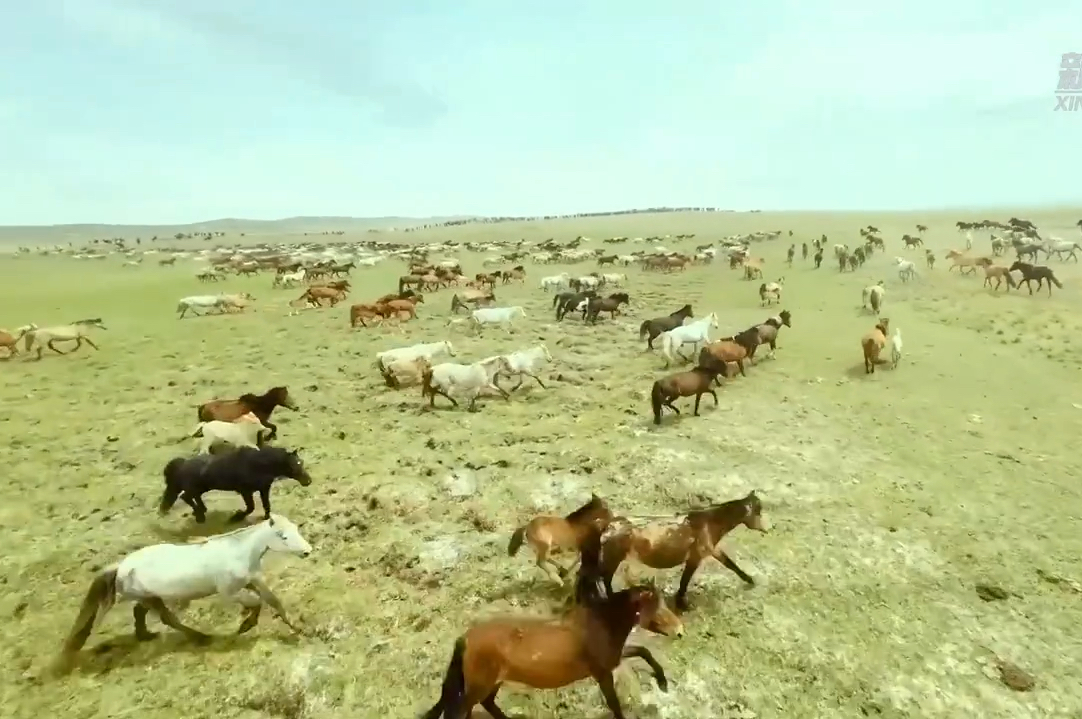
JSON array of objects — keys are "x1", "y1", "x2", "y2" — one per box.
[
  {"x1": 424, "y1": 529, "x2": 680, "y2": 719},
  {"x1": 507, "y1": 494, "x2": 613, "y2": 585},
  {"x1": 599, "y1": 491, "x2": 767, "y2": 610},
  {"x1": 861, "y1": 319, "x2": 890, "y2": 374},
  {"x1": 197, "y1": 386, "x2": 298, "y2": 441},
  {"x1": 295, "y1": 287, "x2": 346, "y2": 307},
  {"x1": 697, "y1": 326, "x2": 761, "y2": 383}
]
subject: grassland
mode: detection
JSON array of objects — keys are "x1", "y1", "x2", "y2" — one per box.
[{"x1": 1, "y1": 210, "x2": 1081, "y2": 719}]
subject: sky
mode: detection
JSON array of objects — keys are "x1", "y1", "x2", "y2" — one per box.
[{"x1": 1, "y1": 0, "x2": 1079, "y2": 225}]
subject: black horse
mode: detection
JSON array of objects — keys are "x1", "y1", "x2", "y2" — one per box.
[
  {"x1": 159, "y1": 446, "x2": 312, "y2": 523},
  {"x1": 553, "y1": 290, "x2": 597, "y2": 321},
  {"x1": 1008, "y1": 261, "x2": 1063, "y2": 296},
  {"x1": 637, "y1": 304, "x2": 693, "y2": 349}
]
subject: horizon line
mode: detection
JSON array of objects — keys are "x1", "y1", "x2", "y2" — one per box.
[{"x1": 3, "y1": 203, "x2": 1082, "y2": 230}]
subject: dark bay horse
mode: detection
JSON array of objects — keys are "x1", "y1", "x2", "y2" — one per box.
[
  {"x1": 1008, "y1": 261, "x2": 1063, "y2": 296},
  {"x1": 638, "y1": 304, "x2": 693, "y2": 349}
]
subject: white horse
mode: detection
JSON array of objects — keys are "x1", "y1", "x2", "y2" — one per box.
[
  {"x1": 273, "y1": 269, "x2": 306, "y2": 288},
  {"x1": 177, "y1": 295, "x2": 225, "y2": 318},
  {"x1": 471, "y1": 306, "x2": 526, "y2": 332},
  {"x1": 894, "y1": 257, "x2": 917, "y2": 282},
  {"x1": 53, "y1": 514, "x2": 311, "y2": 674},
  {"x1": 862, "y1": 281, "x2": 885, "y2": 313},
  {"x1": 658, "y1": 312, "x2": 719, "y2": 367},
  {"x1": 189, "y1": 412, "x2": 271, "y2": 454},
  {"x1": 423, "y1": 357, "x2": 513, "y2": 411},
  {"x1": 482, "y1": 344, "x2": 554, "y2": 391},
  {"x1": 1043, "y1": 237, "x2": 1082, "y2": 262},
  {"x1": 24, "y1": 319, "x2": 106, "y2": 360},
  {"x1": 890, "y1": 327, "x2": 903, "y2": 369}
]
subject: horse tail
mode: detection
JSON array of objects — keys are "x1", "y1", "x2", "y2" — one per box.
[
  {"x1": 651, "y1": 381, "x2": 664, "y2": 425},
  {"x1": 397, "y1": 276, "x2": 408, "y2": 294},
  {"x1": 507, "y1": 526, "x2": 526, "y2": 556},
  {"x1": 637, "y1": 320, "x2": 651, "y2": 340},
  {"x1": 1050, "y1": 272, "x2": 1063, "y2": 288},
  {"x1": 421, "y1": 636, "x2": 467, "y2": 719},
  {"x1": 870, "y1": 291, "x2": 880, "y2": 314},
  {"x1": 54, "y1": 566, "x2": 119, "y2": 672}
]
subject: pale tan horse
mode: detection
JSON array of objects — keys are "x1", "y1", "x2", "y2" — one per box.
[
  {"x1": 945, "y1": 250, "x2": 988, "y2": 276},
  {"x1": 24, "y1": 319, "x2": 106, "y2": 360},
  {"x1": 976, "y1": 257, "x2": 1016, "y2": 292}
]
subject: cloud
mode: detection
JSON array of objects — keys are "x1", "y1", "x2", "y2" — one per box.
[{"x1": 49, "y1": 0, "x2": 447, "y2": 129}]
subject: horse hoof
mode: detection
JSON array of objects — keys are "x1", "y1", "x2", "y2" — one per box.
[{"x1": 136, "y1": 631, "x2": 159, "y2": 642}]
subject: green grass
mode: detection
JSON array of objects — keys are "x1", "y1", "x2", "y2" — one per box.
[{"x1": 2, "y1": 210, "x2": 1082, "y2": 719}]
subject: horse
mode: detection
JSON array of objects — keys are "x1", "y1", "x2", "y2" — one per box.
[
  {"x1": 295, "y1": 286, "x2": 346, "y2": 307},
  {"x1": 945, "y1": 250, "x2": 984, "y2": 275},
  {"x1": 159, "y1": 446, "x2": 312, "y2": 524},
  {"x1": 895, "y1": 258, "x2": 918, "y2": 282},
  {"x1": 649, "y1": 365, "x2": 724, "y2": 425},
  {"x1": 697, "y1": 326, "x2": 762, "y2": 383},
  {"x1": 0, "y1": 324, "x2": 35, "y2": 358},
  {"x1": 978, "y1": 259, "x2": 1016, "y2": 291},
  {"x1": 197, "y1": 386, "x2": 298, "y2": 441},
  {"x1": 890, "y1": 327, "x2": 903, "y2": 369},
  {"x1": 585, "y1": 292, "x2": 630, "y2": 323},
  {"x1": 758, "y1": 278, "x2": 783, "y2": 307},
  {"x1": 53, "y1": 515, "x2": 311, "y2": 675},
  {"x1": 422, "y1": 537, "x2": 678, "y2": 719},
  {"x1": 507, "y1": 494, "x2": 614, "y2": 585},
  {"x1": 862, "y1": 281, "x2": 885, "y2": 313},
  {"x1": 638, "y1": 304, "x2": 693, "y2": 349},
  {"x1": 1008, "y1": 261, "x2": 1063, "y2": 296},
  {"x1": 1043, "y1": 238, "x2": 1082, "y2": 262},
  {"x1": 554, "y1": 290, "x2": 596, "y2": 321},
  {"x1": 23, "y1": 319, "x2": 106, "y2": 360},
  {"x1": 657, "y1": 312, "x2": 719, "y2": 367},
  {"x1": 751, "y1": 310, "x2": 792, "y2": 359},
  {"x1": 599, "y1": 491, "x2": 768, "y2": 610},
  {"x1": 862, "y1": 319, "x2": 890, "y2": 374}
]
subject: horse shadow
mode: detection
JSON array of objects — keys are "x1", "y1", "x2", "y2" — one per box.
[
  {"x1": 71, "y1": 629, "x2": 263, "y2": 676},
  {"x1": 150, "y1": 511, "x2": 249, "y2": 541}
]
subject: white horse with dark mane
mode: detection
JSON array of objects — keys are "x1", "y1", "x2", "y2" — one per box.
[
  {"x1": 24, "y1": 318, "x2": 106, "y2": 360},
  {"x1": 52, "y1": 514, "x2": 311, "y2": 675},
  {"x1": 657, "y1": 312, "x2": 719, "y2": 367}
]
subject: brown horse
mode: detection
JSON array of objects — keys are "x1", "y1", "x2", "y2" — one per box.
[
  {"x1": 296, "y1": 287, "x2": 346, "y2": 307},
  {"x1": 381, "y1": 295, "x2": 423, "y2": 322},
  {"x1": 600, "y1": 491, "x2": 767, "y2": 610},
  {"x1": 0, "y1": 325, "x2": 33, "y2": 358},
  {"x1": 197, "y1": 386, "x2": 298, "y2": 441},
  {"x1": 508, "y1": 494, "x2": 614, "y2": 585},
  {"x1": 862, "y1": 319, "x2": 890, "y2": 374},
  {"x1": 697, "y1": 326, "x2": 761, "y2": 383},
  {"x1": 349, "y1": 303, "x2": 387, "y2": 328},
  {"x1": 585, "y1": 292, "x2": 630, "y2": 323},
  {"x1": 650, "y1": 365, "x2": 724, "y2": 425},
  {"x1": 424, "y1": 530, "x2": 680, "y2": 719},
  {"x1": 752, "y1": 309, "x2": 792, "y2": 358},
  {"x1": 374, "y1": 289, "x2": 422, "y2": 305}
]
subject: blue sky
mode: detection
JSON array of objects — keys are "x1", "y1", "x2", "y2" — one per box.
[{"x1": 1, "y1": 1, "x2": 1078, "y2": 224}]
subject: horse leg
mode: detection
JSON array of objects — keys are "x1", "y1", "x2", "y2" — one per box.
[
  {"x1": 591, "y1": 670, "x2": 628, "y2": 719},
  {"x1": 133, "y1": 603, "x2": 158, "y2": 641},
  {"x1": 47, "y1": 340, "x2": 66, "y2": 355},
  {"x1": 622, "y1": 646, "x2": 669, "y2": 691},
  {"x1": 664, "y1": 399, "x2": 681, "y2": 415},
  {"x1": 675, "y1": 558, "x2": 701, "y2": 611},
  {"x1": 708, "y1": 389, "x2": 718, "y2": 407},
  {"x1": 528, "y1": 373, "x2": 546, "y2": 390},
  {"x1": 82, "y1": 337, "x2": 99, "y2": 351},
  {"x1": 737, "y1": 358, "x2": 746, "y2": 377},
  {"x1": 535, "y1": 545, "x2": 564, "y2": 586},
  {"x1": 263, "y1": 420, "x2": 279, "y2": 440},
  {"x1": 229, "y1": 492, "x2": 256, "y2": 522},
  {"x1": 183, "y1": 493, "x2": 207, "y2": 523},
  {"x1": 480, "y1": 691, "x2": 512, "y2": 719},
  {"x1": 713, "y1": 549, "x2": 755, "y2": 586},
  {"x1": 246, "y1": 577, "x2": 301, "y2": 632},
  {"x1": 143, "y1": 597, "x2": 212, "y2": 643},
  {"x1": 258, "y1": 487, "x2": 272, "y2": 520},
  {"x1": 693, "y1": 393, "x2": 703, "y2": 416}
]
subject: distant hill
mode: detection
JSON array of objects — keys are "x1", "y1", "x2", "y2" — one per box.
[{"x1": 0, "y1": 216, "x2": 475, "y2": 244}]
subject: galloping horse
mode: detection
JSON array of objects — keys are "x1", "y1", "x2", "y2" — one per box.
[{"x1": 23, "y1": 319, "x2": 106, "y2": 360}]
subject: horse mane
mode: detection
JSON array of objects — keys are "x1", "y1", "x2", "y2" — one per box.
[
  {"x1": 763, "y1": 317, "x2": 782, "y2": 328},
  {"x1": 566, "y1": 495, "x2": 603, "y2": 521},
  {"x1": 874, "y1": 323, "x2": 889, "y2": 335}
]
